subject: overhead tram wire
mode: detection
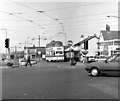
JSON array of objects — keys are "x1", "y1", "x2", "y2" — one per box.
[
  {"x1": 12, "y1": 2, "x2": 118, "y2": 32},
  {"x1": 13, "y1": 2, "x2": 66, "y2": 31},
  {"x1": 13, "y1": 2, "x2": 105, "y2": 14},
  {"x1": 45, "y1": 19, "x2": 117, "y2": 31},
  {"x1": 21, "y1": 10, "x2": 117, "y2": 25},
  {"x1": 0, "y1": 10, "x2": 45, "y2": 29},
  {"x1": 44, "y1": 2, "x2": 105, "y2": 12},
  {"x1": 13, "y1": 2, "x2": 117, "y2": 20},
  {"x1": 13, "y1": 2, "x2": 59, "y2": 21},
  {"x1": 41, "y1": 18, "x2": 110, "y2": 27},
  {"x1": 38, "y1": 17, "x2": 117, "y2": 29},
  {"x1": 58, "y1": 11, "x2": 118, "y2": 20}
]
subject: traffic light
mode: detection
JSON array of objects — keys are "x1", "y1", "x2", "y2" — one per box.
[
  {"x1": 84, "y1": 40, "x2": 88, "y2": 50},
  {"x1": 98, "y1": 52, "x2": 100, "y2": 56},
  {"x1": 5, "y1": 38, "x2": 9, "y2": 48}
]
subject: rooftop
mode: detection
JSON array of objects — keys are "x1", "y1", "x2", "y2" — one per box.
[{"x1": 101, "y1": 30, "x2": 120, "y2": 41}]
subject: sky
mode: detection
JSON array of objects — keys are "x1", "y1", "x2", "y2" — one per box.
[{"x1": 0, "y1": 0, "x2": 119, "y2": 54}]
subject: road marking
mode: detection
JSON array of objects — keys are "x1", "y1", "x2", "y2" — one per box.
[{"x1": 88, "y1": 83, "x2": 118, "y2": 99}]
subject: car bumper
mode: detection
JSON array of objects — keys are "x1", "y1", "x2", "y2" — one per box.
[{"x1": 85, "y1": 68, "x2": 90, "y2": 73}]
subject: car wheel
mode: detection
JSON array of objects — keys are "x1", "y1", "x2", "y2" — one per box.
[{"x1": 91, "y1": 68, "x2": 100, "y2": 77}]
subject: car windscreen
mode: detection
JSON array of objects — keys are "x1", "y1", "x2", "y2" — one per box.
[{"x1": 107, "y1": 54, "x2": 118, "y2": 61}]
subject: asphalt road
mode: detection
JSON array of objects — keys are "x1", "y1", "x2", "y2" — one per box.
[{"x1": 2, "y1": 61, "x2": 119, "y2": 99}]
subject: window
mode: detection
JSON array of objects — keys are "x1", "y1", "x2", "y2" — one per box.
[
  {"x1": 114, "y1": 55, "x2": 120, "y2": 62},
  {"x1": 114, "y1": 41, "x2": 120, "y2": 45},
  {"x1": 107, "y1": 54, "x2": 120, "y2": 62},
  {"x1": 56, "y1": 51, "x2": 63, "y2": 54},
  {"x1": 107, "y1": 55, "x2": 117, "y2": 61}
]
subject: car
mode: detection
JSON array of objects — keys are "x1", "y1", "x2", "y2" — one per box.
[
  {"x1": 5, "y1": 59, "x2": 14, "y2": 67},
  {"x1": 85, "y1": 54, "x2": 120, "y2": 77},
  {"x1": 19, "y1": 58, "x2": 37, "y2": 66},
  {"x1": 19, "y1": 58, "x2": 26, "y2": 66},
  {"x1": 31, "y1": 59, "x2": 37, "y2": 65},
  {"x1": 95, "y1": 56, "x2": 107, "y2": 61}
]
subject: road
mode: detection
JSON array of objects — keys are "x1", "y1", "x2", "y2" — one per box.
[{"x1": 2, "y1": 61, "x2": 119, "y2": 99}]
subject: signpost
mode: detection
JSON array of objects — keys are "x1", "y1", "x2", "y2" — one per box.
[{"x1": 67, "y1": 40, "x2": 73, "y2": 46}]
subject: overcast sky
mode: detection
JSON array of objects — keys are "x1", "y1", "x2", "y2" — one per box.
[{"x1": 0, "y1": 0, "x2": 118, "y2": 54}]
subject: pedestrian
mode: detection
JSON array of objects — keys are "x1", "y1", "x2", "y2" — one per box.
[{"x1": 25, "y1": 54, "x2": 32, "y2": 66}]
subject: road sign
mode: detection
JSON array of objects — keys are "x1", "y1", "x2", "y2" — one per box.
[{"x1": 67, "y1": 40, "x2": 73, "y2": 46}]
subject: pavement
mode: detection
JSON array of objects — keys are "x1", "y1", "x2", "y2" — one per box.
[{"x1": 0, "y1": 59, "x2": 86, "y2": 69}]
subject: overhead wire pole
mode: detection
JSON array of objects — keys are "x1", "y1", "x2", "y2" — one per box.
[
  {"x1": 32, "y1": 35, "x2": 47, "y2": 47},
  {"x1": 38, "y1": 35, "x2": 40, "y2": 47},
  {"x1": 1, "y1": 28, "x2": 8, "y2": 54}
]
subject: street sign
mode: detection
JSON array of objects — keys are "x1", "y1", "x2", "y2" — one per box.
[{"x1": 67, "y1": 40, "x2": 73, "y2": 46}]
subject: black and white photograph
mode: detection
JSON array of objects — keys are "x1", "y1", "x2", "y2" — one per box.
[{"x1": 0, "y1": 0, "x2": 119, "y2": 100}]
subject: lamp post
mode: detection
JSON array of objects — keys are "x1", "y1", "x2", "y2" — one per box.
[
  {"x1": 107, "y1": 16, "x2": 120, "y2": 18},
  {"x1": 1, "y1": 28, "x2": 10, "y2": 59}
]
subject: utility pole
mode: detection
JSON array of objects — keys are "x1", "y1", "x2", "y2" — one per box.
[
  {"x1": 1, "y1": 28, "x2": 8, "y2": 55},
  {"x1": 38, "y1": 35, "x2": 40, "y2": 47},
  {"x1": 32, "y1": 35, "x2": 41, "y2": 47}
]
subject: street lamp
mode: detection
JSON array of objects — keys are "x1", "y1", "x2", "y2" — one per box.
[{"x1": 107, "y1": 15, "x2": 120, "y2": 18}]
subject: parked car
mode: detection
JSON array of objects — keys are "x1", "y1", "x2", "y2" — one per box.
[
  {"x1": 85, "y1": 54, "x2": 120, "y2": 77},
  {"x1": 19, "y1": 58, "x2": 37, "y2": 66},
  {"x1": 31, "y1": 59, "x2": 37, "y2": 65},
  {"x1": 19, "y1": 58, "x2": 26, "y2": 66},
  {"x1": 5, "y1": 59, "x2": 13, "y2": 67}
]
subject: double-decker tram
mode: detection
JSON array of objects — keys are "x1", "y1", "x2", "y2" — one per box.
[{"x1": 45, "y1": 41, "x2": 64, "y2": 62}]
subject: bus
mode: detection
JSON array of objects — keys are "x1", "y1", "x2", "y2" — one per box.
[{"x1": 45, "y1": 41, "x2": 64, "y2": 62}]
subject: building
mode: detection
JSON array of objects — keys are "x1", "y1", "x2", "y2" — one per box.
[
  {"x1": 98, "y1": 30, "x2": 120, "y2": 56},
  {"x1": 64, "y1": 34, "x2": 99, "y2": 62},
  {"x1": 24, "y1": 46, "x2": 45, "y2": 59}
]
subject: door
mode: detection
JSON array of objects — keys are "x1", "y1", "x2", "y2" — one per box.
[{"x1": 103, "y1": 54, "x2": 120, "y2": 73}]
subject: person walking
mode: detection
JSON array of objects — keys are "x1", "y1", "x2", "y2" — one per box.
[{"x1": 25, "y1": 54, "x2": 32, "y2": 66}]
